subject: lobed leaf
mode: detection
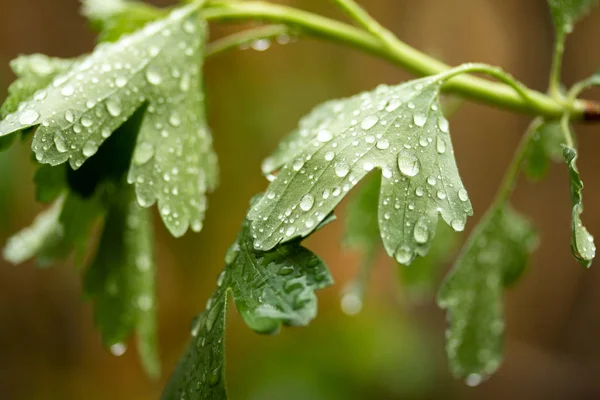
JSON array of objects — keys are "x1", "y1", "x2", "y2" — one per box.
[
  {"x1": 163, "y1": 198, "x2": 333, "y2": 399},
  {"x1": 0, "y1": 4, "x2": 218, "y2": 237},
  {"x1": 3, "y1": 191, "x2": 103, "y2": 266},
  {"x1": 524, "y1": 121, "x2": 565, "y2": 182},
  {"x1": 547, "y1": 0, "x2": 599, "y2": 37},
  {"x1": 437, "y1": 206, "x2": 538, "y2": 382},
  {"x1": 84, "y1": 185, "x2": 159, "y2": 376},
  {"x1": 81, "y1": 0, "x2": 168, "y2": 43},
  {"x1": 1, "y1": 54, "x2": 76, "y2": 118},
  {"x1": 251, "y1": 75, "x2": 473, "y2": 266},
  {"x1": 563, "y1": 146, "x2": 596, "y2": 266}
]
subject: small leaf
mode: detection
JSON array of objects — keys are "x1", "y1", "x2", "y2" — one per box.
[
  {"x1": 0, "y1": 4, "x2": 218, "y2": 237},
  {"x1": 1, "y1": 54, "x2": 76, "y2": 118},
  {"x1": 340, "y1": 173, "x2": 380, "y2": 315},
  {"x1": 524, "y1": 122, "x2": 565, "y2": 181},
  {"x1": 163, "y1": 198, "x2": 332, "y2": 399},
  {"x1": 3, "y1": 192, "x2": 103, "y2": 266},
  {"x1": 34, "y1": 165, "x2": 67, "y2": 203},
  {"x1": 84, "y1": 185, "x2": 159, "y2": 377},
  {"x1": 548, "y1": 0, "x2": 599, "y2": 38},
  {"x1": 437, "y1": 206, "x2": 538, "y2": 382},
  {"x1": 343, "y1": 173, "x2": 381, "y2": 253},
  {"x1": 82, "y1": 0, "x2": 167, "y2": 43},
  {"x1": 401, "y1": 221, "x2": 459, "y2": 298},
  {"x1": 563, "y1": 146, "x2": 596, "y2": 266},
  {"x1": 251, "y1": 75, "x2": 473, "y2": 266},
  {"x1": 3, "y1": 197, "x2": 65, "y2": 265}
]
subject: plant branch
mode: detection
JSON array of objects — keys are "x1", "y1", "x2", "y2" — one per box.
[
  {"x1": 201, "y1": 1, "x2": 598, "y2": 121},
  {"x1": 548, "y1": 34, "x2": 566, "y2": 100}
]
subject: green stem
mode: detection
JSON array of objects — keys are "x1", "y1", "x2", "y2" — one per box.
[
  {"x1": 548, "y1": 34, "x2": 566, "y2": 100},
  {"x1": 206, "y1": 25, "x2": 290, "y2": 57},
  {"x1": 493, "y1": 119, "x2": 542, "y2": 206},
  {"x1": 202, "y1": 1, "x2": 594, "y2": 120}
]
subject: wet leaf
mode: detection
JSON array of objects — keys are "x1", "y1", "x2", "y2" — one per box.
[
  {"x1": 547, "y1": 0, "x2": 599, "y2": 38},
  {"x1": 82, "y1": 0, "x2": 167, "y2": 43},
  {"x1": 84, "y1": 185, "x2": 159, "y2": 377},
  {"x1": 1, "y1": 54, "x2": 75, "y2": 118},
  {"x1": 163, "y1": 198, "x2": 332, "y2": 399},
  {"x1": 0, "y1": 4, "x2": 218, "y2": 237},
  {"x1": 563, "y1": 146, "x2": 596, "y2": 266},
  {"x1": 251, "y1": 75, "x2": 472, "y2": 266},
  {"x1": 524, "y1": 121, "x2": 565, "y2": 181},
  {"x1": 437, "y1": 206, "x2": 538, "y2": 382}
]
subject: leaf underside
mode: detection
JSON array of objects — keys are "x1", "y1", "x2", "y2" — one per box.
[
  {"x1": 84, "y1": 184, "x2": 159, "y2": 377},
  {"x1": 438, "y1": 205, "x2": 538, "y2": 381},
  {"x1": 0, "y1": 4, "x2": 218, "y2": 237},
  {"x1": 250, "y1": 75, "x2": 472, "y2": 266},
  {"x1": 163, "y1": 197, "x2": 333, "y2": 399},
  {"x1": 563, "y1": 146, "x2": 596, "y2": 266}
]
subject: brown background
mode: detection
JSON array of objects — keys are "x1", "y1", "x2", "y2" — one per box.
[{"x1": 1, "y1": 0, "x2": 600, "y2": 399}]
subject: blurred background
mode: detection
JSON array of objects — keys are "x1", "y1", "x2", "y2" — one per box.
[{"x1": 2, "y1": 0, "x2": 600, "y2": 399}]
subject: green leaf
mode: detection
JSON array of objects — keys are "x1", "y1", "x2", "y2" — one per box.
[
  {"x1": 3, "y1": 197, "x2": 65, "y2": 265},
  {"x1": 548, "y1": 0, "x2": 599, "y2": 37},
  {"x1": 343, "y1": 173, "x2": 380, "y2": 253},
  {"x1": 250, "y1": 75, "x2": 473, "y2": 266},
  {"x1": 340, "y1": 173, "x2": 380, "y2": 315},
  {"x1": 3, "y1": 192, "x2": 103, "y2": 266},
  {"x1": 1, "y1": 54, "x2": 76, "y2": 118},
  {"x1": 82, "y1": 0, "x2": 167, "y2": 43},
  {"x1": 400, "y1": 221, "x2": 459, "y2": 298},
  {"x1": 437, "y1": 205, "x2": 538, "y2": 382},
  {"x1": 163, "y1": 198, "x2": 333, "y2": 399},
  {"x1": 84, "y1": 185, "x2": 159, "y2": 377},
  {"x1": 563, "y1": 146, "x2": 596, "y2": 267},
  {"x1": 0, "y1": 4, "x2": 218, "y2": 237},
  {"x1": 34, "y1": 165, "x2": 67, "y2": 203},
  {"x1": 524, "y1": 122, "x2": 565, "y2": 181}
]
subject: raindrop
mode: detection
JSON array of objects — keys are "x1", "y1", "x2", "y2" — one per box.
[
  {"x1": 134, "y1": 142, "x2": 155, "y2": 165},
  {"x1": 361, "y1": 115, "x2": 379, "y2": 130},
  {"x1": 251, "y1": 39, "x2": 271, "y2": 51},
  {"x1": 398, "y1": 150, "x2": 420, "y2": 177},
  {"x1": 395, "y1": 246, "x2": 413, "y2": 265},
  {"x1": 437, "y1": 190, "x2": 447, "y2": 200},
  {"x1": 413, "y1": 113, "x2": 427, "y2": 127},
  {"x1": 285, "y1": 226, "x2": 297, "y2": 237},
  {"x1": 54, "y1": 135, "x2": 68, "y2": 153},
  {"x1": 110, "y1": 343, "x2": 127, "y2": 356},
  {"x1": 324, "y1": 151, "x2": 335, "y2": 161},
  {"x1": 146, "y1": 68, "x2": 163, "y2": 85},
  {"x1": 335, "y1": 162, "x2": 350, "y2": 177},
  {"x1": 19, "y1": 110, "x2": 40, "y2": 125},
  {"x1": 83, "y1": 141, "x2": 99, "y2": 157},
  {"x1": 427, "y1": 176, "x2": 437, "y2": 186},
  {"x1": 61, "y1": 85, "x2": 75, "y2": 97},
  {"x1": 106, "y1": 99, "x2": 122, "y2": 117},
  {"x1": 458, "y1": 188, "x2": 469, "y2": 202},
  {"x1": 451, "y1": 219, "x2": 465, "y2": 232},
  {"x1": 300, "y1": 194, "x2": 315, "y2": 211},
  {"x1": 413, "y1": 220, "x2": 429, "y2": 244},
  {"x1": 341, "y1": 292, "x2": 363, "y2": 316},
  {"x1": 436, "y1": 137, "x2": 447, "y2": 154},
  {"x1": 466, "y1": 374, "x2": 483, "y2": 387},
  {"x1": 317, "y1": 130, "x2": 333, "y2": 142},
  {"x1": 376, "y1": 139, "x2": 390, "y2": 150},
  {"x1": 438, "y1": 117, "x2": 449, "y2": 133},
  {"x1": 292, "y1": 159, "x2": 304, "y2": 171},
  {"x1": 65, "y1": 110, "x2": 75, "y2": 123}
]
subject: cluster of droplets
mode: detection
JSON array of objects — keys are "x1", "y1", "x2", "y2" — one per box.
[
  {"x1": 0, "y1": 6, "x2": 216, "y2": 238},
  {"x1": 252, "y1": 79, "x2": 472, "y2": 266}
]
